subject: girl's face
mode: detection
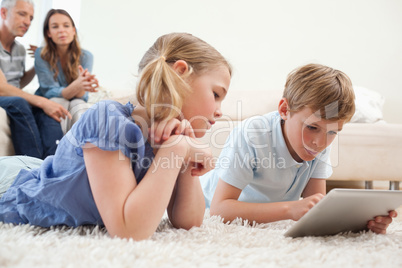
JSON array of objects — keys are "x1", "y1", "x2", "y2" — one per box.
[
  {"x1": 181, "y1": 65, "x2": 231, "y2": 138},
  {"x1": 47, "y1": 13, "x2": 76, "y2": 47}
]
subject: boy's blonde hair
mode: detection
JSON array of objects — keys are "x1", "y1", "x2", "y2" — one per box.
[
  {"x1": 137, "y1": 32, "x2": 232, "y2": 122},
  {"x1": 283, "y1": 63, "x2": 355, "y2": 122}
]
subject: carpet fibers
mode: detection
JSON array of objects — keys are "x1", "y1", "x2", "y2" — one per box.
[{"x1": 1, "y1": 209, "x2": 401, "y2": 268}]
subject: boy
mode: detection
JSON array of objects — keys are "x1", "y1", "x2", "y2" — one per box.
[{"x1": 201, "y1": 63, "x2": 396, "y2": 234}]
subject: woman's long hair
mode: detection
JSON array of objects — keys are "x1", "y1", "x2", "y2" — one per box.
[{"x1": 41, "y1": 9, "x2": 81, "y2": 84}]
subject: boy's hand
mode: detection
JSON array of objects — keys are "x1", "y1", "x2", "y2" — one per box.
[
  {"x1": 149, "y1": 118, "x2": 195, "y2": 144},
  {"x1": 367, "y1": 210, "x2": 397, "y2": 234},
  {"x1": 291, "y1": 193, "x2": 324, "y2": 221}
]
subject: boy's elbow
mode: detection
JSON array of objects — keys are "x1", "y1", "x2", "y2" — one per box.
[
  {"x1": 209, "y1": 201, "x2": 224, "y2": 220},
  {"x1": 210, "y1": 199, "x2": 233, "y2": 224}
]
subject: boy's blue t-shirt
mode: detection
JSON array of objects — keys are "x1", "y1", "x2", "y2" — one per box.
[
  {"x1": 0, "y1": 100, "x2": 154, "y2": 227},
  {"x1": 201, "y1": 111, "x2": 333, "y2": 207}
]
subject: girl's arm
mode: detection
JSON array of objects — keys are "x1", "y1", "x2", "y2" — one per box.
[
  {"x1": 210, "y1": 178, "x2": 324, "y2": 224},
  {"x1": 83, "y1": 135, "x2": 212, "y2": 240},
  {"x1": 146, "y1": 117, "x2": 204, "y2": 229},
  {"x1": 167, "y1": 166, "x2": 205, "y2": 230}
]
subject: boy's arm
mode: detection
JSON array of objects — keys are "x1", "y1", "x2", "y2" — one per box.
[
  {"x1": 210, "y1": 178, "x2": 323, "y2": 224},
  {"x1": 302, "y1": 178, "x2": 326, "y2": 197}
]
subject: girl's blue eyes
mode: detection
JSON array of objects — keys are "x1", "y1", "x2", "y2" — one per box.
[{"x1": 214, "y1": 92, "x2": 220, "y2": 98}]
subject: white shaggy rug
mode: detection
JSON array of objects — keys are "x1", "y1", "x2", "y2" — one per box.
[{"x1": 1, "y1": 209, "x2": 402, "y2": 268}]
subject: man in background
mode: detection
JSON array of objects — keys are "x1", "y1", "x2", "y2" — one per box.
[{"x1": 0, "y1": 0, "x2": 70, "y2": 159}]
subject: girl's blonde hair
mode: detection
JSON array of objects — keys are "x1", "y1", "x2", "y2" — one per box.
[
  {"x1": 41, "y1": 9, "x2": 81, "y2": 84},
  {"x1": 136, "y1": 33, "x2": 232, "y2": 122},
  {"x1": 283, "y1": 63, "x2": 355, "y2": 122}
]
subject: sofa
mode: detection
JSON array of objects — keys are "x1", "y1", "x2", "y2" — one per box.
[{"x1": 1, "y1": 89, "x2": 401, "y2": 190}]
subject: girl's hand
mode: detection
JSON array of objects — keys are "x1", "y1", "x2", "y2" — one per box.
[
  {"x1": 183, "y1": 137, "x2": 214, "y2": 177},
  {"x1": 289, "y1": 193, "x2": 324, "y2": 221},
  {"x1": 161, "y1": 135, "x2": 214, "y2": 177},
  {"x1": 367, "y1": 210, "x2": 397, "y2": 234},
  {"x1": 149, "y1": 118, "x2": 195, "y2": 144}
]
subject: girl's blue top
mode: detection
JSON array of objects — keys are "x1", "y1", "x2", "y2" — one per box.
[{"x1": 0, "y1": 100, "x2": 154, "y2": 227}]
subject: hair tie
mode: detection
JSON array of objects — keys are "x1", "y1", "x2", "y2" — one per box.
[{"x1": 160, "y1": 55, "x2": 166, "y2": 61}]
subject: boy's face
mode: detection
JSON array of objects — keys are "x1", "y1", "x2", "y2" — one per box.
[{"x1": 280, "y1": 104, "x2": 345, "y2": 162}]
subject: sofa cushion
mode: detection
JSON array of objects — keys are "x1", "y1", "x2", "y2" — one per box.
[
  {"x1": 350, "y1": 86, "x2": 385, "y2": 123},
  {"x1": 220, "y1": 90, "x2": 282, "y2": 121}
]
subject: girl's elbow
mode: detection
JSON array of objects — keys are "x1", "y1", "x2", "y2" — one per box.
[{"x1": 172, "y1": 217, "x2": 203, "y2": 230}]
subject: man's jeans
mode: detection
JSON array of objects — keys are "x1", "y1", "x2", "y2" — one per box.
[{"x1": 0, "y1": 96, "x2": 63, "y2": 159}]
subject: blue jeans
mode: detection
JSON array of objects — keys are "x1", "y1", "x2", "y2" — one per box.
[{"x1": 0, "y1": 96, "x2": 63, "y2": 159}]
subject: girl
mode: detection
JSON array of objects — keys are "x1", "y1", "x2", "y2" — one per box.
[
  {"x1": 34, "y1": 9, "x2": 99, "y2": 132},
  {"x1": 0, "y1": 32, "x2": 232, "y2": 241}
]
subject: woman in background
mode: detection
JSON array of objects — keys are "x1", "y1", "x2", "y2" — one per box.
[{"x1": 35, "y1": 9, "x2": 99, "y2": 132}]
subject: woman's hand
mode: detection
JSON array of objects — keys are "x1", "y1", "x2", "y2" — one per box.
[
  {"x1": 77, "y1": 65, "x2": 99, "y2": 93},
  {"x1": 62, "y1": 66, "x2": 99, "y2": 99}
]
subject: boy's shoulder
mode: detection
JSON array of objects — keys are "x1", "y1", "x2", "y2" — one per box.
[
  {"x1": 239, "y1": 111, "x2": 280, "y2": 133},
  {"x1": 227, "y1": 111, "x2": 282, "y2": 151}
]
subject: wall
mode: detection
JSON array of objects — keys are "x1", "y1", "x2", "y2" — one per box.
[{"x1": 78, "y1": 1, "x2": 400, "y2": 123}]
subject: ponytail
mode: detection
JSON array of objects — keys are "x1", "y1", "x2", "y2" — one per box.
[
  {"x1": 136, "y1": 56, "x2": 190, "y2": 121},
  {"x1": 136, "y1": 33, "x2": 232, "y2": 122}
]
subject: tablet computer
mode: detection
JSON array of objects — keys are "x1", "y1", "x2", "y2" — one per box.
[{"x1": 284, "y1": 188, "x2": 402, "y2": 238}]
